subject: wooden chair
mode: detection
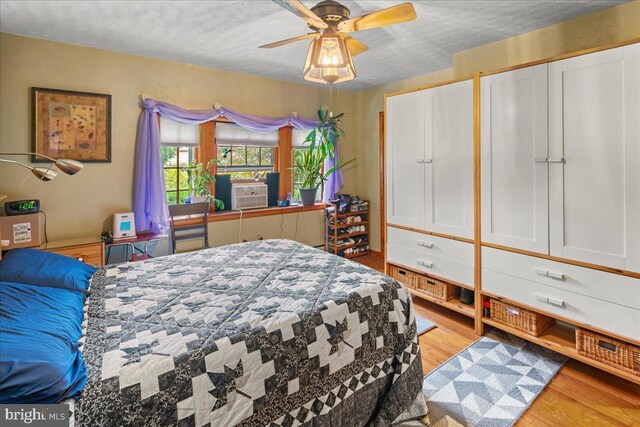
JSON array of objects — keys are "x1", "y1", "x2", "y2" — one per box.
[{"x1": 168, "y1": 202, "x2": 210, "y2": 253}]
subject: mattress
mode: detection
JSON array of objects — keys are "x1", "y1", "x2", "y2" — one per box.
[{"x1": 75, "y1": 239, "x2": 427, "y2": 426}]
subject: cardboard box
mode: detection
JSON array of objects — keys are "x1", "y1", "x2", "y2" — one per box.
[{"x1": 0, "y1": 212, "x2": 45, "y2": 250}]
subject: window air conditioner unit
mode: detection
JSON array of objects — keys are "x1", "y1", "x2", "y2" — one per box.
[{"x1": 231, "y1": 183, "x2": 269, "y2": 210}]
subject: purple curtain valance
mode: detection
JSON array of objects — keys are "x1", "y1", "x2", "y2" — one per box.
[{"x1": 134, "y1": 98, "x2": 342, "y2": 234}]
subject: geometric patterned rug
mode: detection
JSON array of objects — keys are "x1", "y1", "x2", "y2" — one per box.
[
  {"x1": 422, "y1": 329, "x2": 568, "y2": 427},
  {"x1": 417, "y1": 316, "x2": 437, "y2": 335}
]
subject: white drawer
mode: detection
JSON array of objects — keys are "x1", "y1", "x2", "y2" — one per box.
[
  {"x1": 387, "y1": 243, "x2": 474, "y2": 287},
  {"x1": 482, "y1": 268, "x2": 640, "y2": 341},
  {"x1": 387, "y1": 227, "x2": 474, "y2": 265},
  {"x1": 482, "y1": 247, "x2": 640, "y2": 310}
]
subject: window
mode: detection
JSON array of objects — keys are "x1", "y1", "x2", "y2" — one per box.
[
  {"x1": 215, "y1": 123, "x2": 276, "y2": 180},
  {"x1": 160, "y1": 118, "x2": 199, "y2": 204},
  {"x1": 292, "y1": 128, "x2": 323, "y2": 202}
]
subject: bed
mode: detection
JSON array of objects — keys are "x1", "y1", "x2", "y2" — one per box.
[{"x1": 3, "y1": 239, "x2": 427, "y2": 426}]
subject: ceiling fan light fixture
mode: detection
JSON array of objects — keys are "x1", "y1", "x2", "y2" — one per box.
[{"x1": 303, "y1": 31, "x2": 355, "y2": 85}]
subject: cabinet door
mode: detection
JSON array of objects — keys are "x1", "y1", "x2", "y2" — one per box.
[
  {"x1": 423, "y1": 80, "x2": 474, "y2": 239},
  {"x1": 386, "y1": 90, "x2": 426, "y2": 229},
  {"x1": 481, "y1": 65, "x2": 549, "y2": 253},
  {"x1": 549, "y1": 44, "x2": 640, "y2": 271}
]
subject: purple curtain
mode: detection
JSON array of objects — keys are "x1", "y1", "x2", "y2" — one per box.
[
  {"x1": 133, "y1": 99, "x2": 325, "y2": 233},
  {"x1": 323, "y1": 147, "x2": 343, "y2": 202}
]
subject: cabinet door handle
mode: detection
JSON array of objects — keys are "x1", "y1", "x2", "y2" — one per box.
[
  {"x1": 417, "y1": 241, "x2": 434, "y2": 248},
  {"x1": 417, "y1": 259, "x2": 433, "y2": 268},
  {"x1": 534, "y1": 157, "x2": 565, "y2": 163}
]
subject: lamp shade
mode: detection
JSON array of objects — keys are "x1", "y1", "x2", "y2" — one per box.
[
  {"x1": 32, "y1": 167, "x2": 58, "y2": 181},
  {"x1": 303, "y1": 31, "x2": 356, "y2": 84},
  {"x1": 54, "y1": 159, "x2": 84, "y2": 175}
]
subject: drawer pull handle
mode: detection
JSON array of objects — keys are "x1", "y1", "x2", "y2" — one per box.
[
  {"x1": 547, "y1": 270, "x2": 565, "y2": 280},
  {"x1": 597, "y1": 341, "x2": 617, "y2": 353},
  {"x1": 417, "y1": 259, "x2": 433, "y2": 268},
  {"x1": 547, "y1": 297, "x2": 565, "y2": 307},
  {"x1": 398, "y1": 270, "x2": 407, "y2": 276},
  {"x1": 426, "y1": 280, "x2": 437, "y2": 287},
  {"x1": 417, "y1": 241, "x2": 434, "y2": 248},
  {"x1": 505, "y1": 307, "x2": 520, "y2": 317},
  {"x1": 533, "y1": 293, "x2": 565, "y2": 307},
  {"x1": 416, "y1": 158, "x2": 433, "y2": 164},
  {"x1": 534, "y1": 268, "x2": 565, "y2": 281}
]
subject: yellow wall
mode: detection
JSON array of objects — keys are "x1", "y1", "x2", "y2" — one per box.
[
  {"x1": 355, "y1": 1, "x2": 640, "y2": 253},
  {"x1": 2, "y1": 1, "x2": 639, "y2": 252},
  {"x1": 0, "y1": 33, "x2": 357, "y2": 246}
]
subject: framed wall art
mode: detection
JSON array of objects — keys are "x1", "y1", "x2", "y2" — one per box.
[{"x1": 32, "y1": 87, "x2": 111, "y2": 163}]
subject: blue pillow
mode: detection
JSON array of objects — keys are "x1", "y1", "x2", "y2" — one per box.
[
  {"x1": 0, "y1": 281, "x2": 87, "y2": 403},
  {"x1": 0, "y1": 248, "x2": 96, "y2": 294}
]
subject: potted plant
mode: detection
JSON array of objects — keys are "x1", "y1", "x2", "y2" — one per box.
[
  {"x1": 295, "y1": 106, "x2": 354, "y2": 206},
  {"x1": 187, "y1": 159, "x2": 225, "y2": 210}
]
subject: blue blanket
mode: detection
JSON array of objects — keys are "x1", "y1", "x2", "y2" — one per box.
[{"x1": 0, "y1": 281, "x2": 87, "y2": 403}]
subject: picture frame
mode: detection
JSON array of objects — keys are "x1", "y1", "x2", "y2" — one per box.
[{"x1": 31, "y1": 87, "x2": 112, "y2": 163}]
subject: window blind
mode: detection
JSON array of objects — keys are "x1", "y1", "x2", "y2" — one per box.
[
  {"x1": 160, "y1": 117, "x2": 200, "y2": 146},
  {"x1": 215, "y1": 123, "x2": 279, "y2": 147},
  {"x1": 292, "y1": 128, "x2": 319, "y2": 148}
]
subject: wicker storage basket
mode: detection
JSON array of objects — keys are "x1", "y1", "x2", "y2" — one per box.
[
  {"x1": 388, "y1": 265, "x2": 419, "y2": 289},
  {"x1": 576, "y1": 328, "x2": 640, "y2": 376},
  {"x1": 490, "y1": 299, "x2": 555, "y2": 336},
  {"x1": 417, "y1": 276, "x2": 458, "y2": 301}
]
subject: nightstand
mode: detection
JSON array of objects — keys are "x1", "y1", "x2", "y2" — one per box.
[{"x1": 39, "y1": 237, "x2": 105, "y2": 267}]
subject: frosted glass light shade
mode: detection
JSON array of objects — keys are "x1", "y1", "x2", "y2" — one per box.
[{"x1": 303, "y1": 31, "x2": 356, "y2": 85}]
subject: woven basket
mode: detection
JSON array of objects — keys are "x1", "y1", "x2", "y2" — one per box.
[
  {"x1": 490, "y1": 299, "x2": 554, "y2": 336},
  {"x1": 576, "y1": 328, "x2": 640, "y2": 376},
  {"x1": 388, "y1": 265, "x2": 419, "y2": 289},
  {"x1": 418, "y1": 276, "x2": 458, "y2": 301}
]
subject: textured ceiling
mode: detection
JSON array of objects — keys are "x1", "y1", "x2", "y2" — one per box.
[{"x1": 0, "y1": 0, "x2": 628, "y2": 91}]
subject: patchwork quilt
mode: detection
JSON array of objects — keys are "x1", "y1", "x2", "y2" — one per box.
[{"x1": 75, "y1": 239, "x2": 427, "y2": 426}]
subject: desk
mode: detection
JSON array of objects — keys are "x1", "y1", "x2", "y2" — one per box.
[{"x1": 106, "y1": 233, "x2": 168, "y2": 262}]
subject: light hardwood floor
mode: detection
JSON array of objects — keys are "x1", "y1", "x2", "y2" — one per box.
[{"x1": 355, "y1": 254, "x2": 640, "y2": 427}]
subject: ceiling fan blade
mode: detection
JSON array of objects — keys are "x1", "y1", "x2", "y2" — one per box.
[
  {"x1": 259, "y1": 33, "x2": 317, "y2": 49},
  {"x1": 272, "y1": 0, "x2": 328, "y2": 30},
  {"x1": 343, "y1": 35, "x2": 369, "y2": 57},
  {"x1": 338, "y1": 2, "x2": 416, "y2": 33}
]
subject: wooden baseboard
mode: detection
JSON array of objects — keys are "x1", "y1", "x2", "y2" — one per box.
[{"x1": 369, "y1": 250, "x2": 383, "y2": 259}]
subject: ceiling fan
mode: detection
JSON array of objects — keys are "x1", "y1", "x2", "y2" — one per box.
[{"x1": 260, "y1": 0, "x2": 417, "y2": 84}]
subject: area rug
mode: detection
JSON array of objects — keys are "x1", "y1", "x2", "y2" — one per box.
[
  {"x1": 416, "y1": 316, "x2": 437, "y2": 335},
  {"x1": 422, "y1": 329, "x2": 568, "y2": 427}
]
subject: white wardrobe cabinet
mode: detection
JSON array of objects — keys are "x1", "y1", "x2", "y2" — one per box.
[
  {"x1": 386, "y1": 80, "x2": 474, "y2": 239},
  {"x1": 548, "y1": 43, "x2": 640, "y2": 272},
  {"x1": 481, "y1": 43, "x2": 640, "y2": 272},
  {"x1": 386, "y1": 90, "x2": 425, "y2": 229},
  {"x1": 423, "y1": 80, "x2": 474, "y2": 239},
  {"x1": 480, "y1": 64, "x2": 549, "y2": 253}
]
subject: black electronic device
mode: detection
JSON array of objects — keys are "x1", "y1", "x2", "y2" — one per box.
[
  {"x1": 4, "y1": 199, "x2": 41, "y2": 216},
  {"x1": 214, "y1": 174, "x2": 232, "y2": 211},
  {"x1": 460, "y1": 288, "x2": 475, "y2": 305},
  {"x1": 265, "y1": 172, "x2": 280, "y2": 207}
]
